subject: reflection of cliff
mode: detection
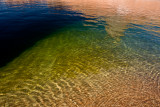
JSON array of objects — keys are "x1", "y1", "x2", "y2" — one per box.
[
  {"x1": 58, "y1": 0, "x2": 160, "y2": 39},
  {"x1": 49, "y1": 0, "x2": 159, "y2": 41},
  {"x1": 4, "y1": 0, "x2": 160, "y2": 19},
  {"x1": 4, "y1": 0, "x2": 160, "y2": 39},
  {"x1": 58, "y1": 0, "x2": 160, "y2": 19}
]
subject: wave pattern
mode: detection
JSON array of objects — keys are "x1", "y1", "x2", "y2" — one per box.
[
  {"x1": 0, "y1": 60, "x2": 160, "y2": 106},
  {"x1": 0, "y1": 25, "x2": 160, "y2": 106}
]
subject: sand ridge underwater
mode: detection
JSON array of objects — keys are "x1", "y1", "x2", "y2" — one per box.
[{"x1": 0, "y1": 0, "x2": 160, "y2": 106}]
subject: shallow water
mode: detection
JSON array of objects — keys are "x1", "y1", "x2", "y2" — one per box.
[{"x1": 0, "y1": 0, "x2": 160, "y2": 106}]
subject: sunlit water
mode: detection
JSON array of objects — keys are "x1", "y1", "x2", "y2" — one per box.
[{"x1": 0, "y1": 0, "x2": 160, "y2": 106}]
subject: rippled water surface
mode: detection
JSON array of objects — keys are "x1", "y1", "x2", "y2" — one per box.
[{"x1": 0, "y1": 0, "x2": 160, "y2": 106}]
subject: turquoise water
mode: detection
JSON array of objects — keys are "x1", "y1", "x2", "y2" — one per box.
[{"x1": 0, "y1": 0, "x2": 160, "y2": 106}]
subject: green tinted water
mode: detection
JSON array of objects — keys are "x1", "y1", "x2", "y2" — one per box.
[
  {"x1": 0, "y1": 21, "x2": 159, "y2": 106},
  {"x1": 0, "y1": 0, "x2": 160, "y2": 106},
  {"x1": 0, "y1": 23, "x2": 127, "y2": 92}
]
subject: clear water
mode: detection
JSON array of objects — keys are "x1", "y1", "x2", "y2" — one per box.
[{"x1": 0, "y1": 0, "x2": 160, "y2": 106}]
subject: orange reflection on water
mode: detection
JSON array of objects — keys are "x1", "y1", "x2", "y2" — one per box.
[
  {"x1": 0, "y1": 0, "x2": 160, "y2": 106},
  {"x1": 57, "y1": 0, "x2": 160, "y2": 18},
  {"x1": 4, "y1": 0, "x2": 160, "y2": 22}
]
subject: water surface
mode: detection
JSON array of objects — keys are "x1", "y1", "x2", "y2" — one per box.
[{"x1": 0, "y1": 0, "x2": 160, "y2": 106}]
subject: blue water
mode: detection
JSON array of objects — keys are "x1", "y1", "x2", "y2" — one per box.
[
  {"x1": 0, "y1": 0, "x2": 160, "y2": 106},
  {"x1": 0, "y1": 1, "x2": 86, "y2": 67}
]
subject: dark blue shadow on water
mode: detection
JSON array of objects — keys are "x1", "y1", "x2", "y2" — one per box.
[{"x1": 0, "y1": 2, "x2": 86, "y2": 67}]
